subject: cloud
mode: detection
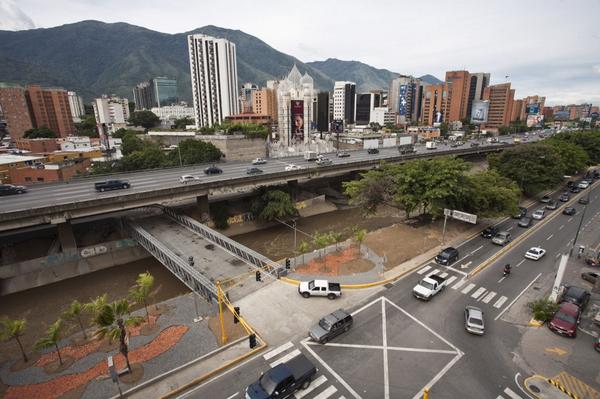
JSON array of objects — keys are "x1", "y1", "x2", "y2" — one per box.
[{"x1": 0, "y1": 0, "x2": 36, "y2": 31}]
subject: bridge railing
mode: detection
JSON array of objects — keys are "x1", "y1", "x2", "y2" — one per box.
[
  {"x1": 126, "y1": 220, "x2": 218, "y2": 302},
  {"x1": 161, "y1": 206, "x2": 285, "y2": 279}
]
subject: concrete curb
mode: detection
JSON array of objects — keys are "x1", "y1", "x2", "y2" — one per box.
[
  {"x1": 524, "y1": 374, "x2": 578, "y2": 399},
  {"x1": 528, "y1": 318, "x2": 545, "y2": 327}
]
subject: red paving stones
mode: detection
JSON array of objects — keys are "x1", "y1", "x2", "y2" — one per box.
[
  {"x1": 5, "y1": 325, "x2": 189, "y2": 399},
  {"x1": 296, "y1": 246, "x2": 363, "y2": 276}
]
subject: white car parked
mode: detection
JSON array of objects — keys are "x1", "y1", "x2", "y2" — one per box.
[
  {"x1": 252, "y1": 158, "x2": 267, "y2": 165},
  {"x1": 525, "y1": 247, "x2": 546, "y2": 261},
  {"x1": 578, "y1": 181, "x2": 590, "y2": 189},
  {"x1": 532, "y1": 209, "x2": 546, "y2": 220},
  {"x1": 284, "y1": 164, "x2": 303, "y2": 171},
  {"x1": 179, "y1": 175, "x2": 200, "y2": 184}
]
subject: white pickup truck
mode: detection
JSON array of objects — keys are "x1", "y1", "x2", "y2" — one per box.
[
  {"x1": 298, "y1": 279, "x2": 342, "y2": 300},
  {"x1": 413, "y1": 274, "x2": 448, "y2": 301}
]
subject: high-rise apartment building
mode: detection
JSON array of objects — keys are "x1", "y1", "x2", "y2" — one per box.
[
  {"x1": 251, "y1": 88, "x2": 277, "y2": 121},
  {"x1": 133, "y1": 77, "x2": 178, "y2": 111},
  {"x1": 420, "y1": 83, "x2": 447, "y2": 126},
  {"x1": 482, "y1": 83, "x2": 514, "y2": 129},
  {"x1": 93, "y1": 95, "x2": 130, "y2": 132},
  {"x1": 521, "y1": 95, "x2": 546, "y2": 120},
  {"x1": 388, "y1": 76, "x2": 421, "y2": 124},
  {"x1": 511, "y1": 99, "x2": 524, "y2": 122},
  {"x1": 133, "y1": 81, "x2": 153, "y2": 111},
  {"x1": 467, "y1": 73, "x2": 490, "y2": 118},
  {"x1": 188, "y1": 34, "x2": 239, "y2": 128},
  {"x1": 0, "y1": 83, "x2": 33, "y2": 139},
  {"x1": 445, "y1": 71, "x2": 471, "y2": 122},
  {"x1": 240, "y1": 83, "x2": 258, "y2": 113},
  {"x1": 333, "y1": 81, "x2": 356, "y2": 125},
  {"x1": 67, "y1": 91, "x2": 85, "y2": 123},
  {"x1": 25, "y1": 85, "x2": 76, "y2": 137}
]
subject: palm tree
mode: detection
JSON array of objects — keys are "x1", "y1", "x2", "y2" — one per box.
[
  {"x1": 328, "y1": 231, "x2": 343, "y2": 251},
  {"x1": 63, "y1": 300, "x2": 87, "y2": 339},
  {"x1": 93, "y1": 299, "x2": 143, "y2": 372},
  {"x1": 0, "y1": 316, "x2": 28, "y2": 362},
  {"x1": 352, "y1": 226, "x2": 367, "y2": 252},
  {"x1": 34, "y1": 319, "x2": 65, "y2": 365},
  {"x1": 128, "y1": 271, "x2": 154, "y2": 322},
  {"x1": 297, "y1": 241, "x2": 310, "y2": 266},
  {"x1": 84, "y1": 294, "x2": 108, "y2": 319}
]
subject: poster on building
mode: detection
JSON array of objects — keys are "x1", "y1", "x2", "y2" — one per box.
[
  {"x1": 398, "y1": 85, "x2": 408, "y2": 116},
  {"x1": 290, "y1": 100, "x2": 304, "y2": 142},
  {"x1": 526, "y1": 114, "x2": 544, "y2": 127},
  {"x1": 526, "y1": 103, "x2": 540, "y2": 115},
  {"x1": 331, "y1": 119, "x2": 344, "y2": 133},
  {"x1": 471, "y1": 100, "x2": 489, "y2": 124}
]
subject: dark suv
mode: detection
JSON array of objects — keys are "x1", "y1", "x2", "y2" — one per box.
[
  {"x1": 367, "y1": 148, "x2": 379, "y2": 154},
  {"x1": 0, "y1": 184, "x2": 27, "y2": 196},
  {"x1": 308, "y1": 309, "x2": 353, "y2": 344},
  {"x1": 561, "y1": 286, "x2": 590, "y2": 310},
  {"x1": 204, "y1": 165, "x2": 223, "y2": 175},
  {"x1": 435, "y1": 247, "x2": 459, "y2": 265},
  {"x1": 481, "y1": 226, "x2": 499, "y2": 239}
]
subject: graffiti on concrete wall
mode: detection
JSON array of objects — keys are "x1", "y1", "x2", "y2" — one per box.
[{"x1": 40, "y1": 239, "x2": 138, "y2": 267}]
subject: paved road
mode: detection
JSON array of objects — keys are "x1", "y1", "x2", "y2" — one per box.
[
  {"x1": 179, "y1": 175, "x2": 599, "y2": 399},
  {"x1": 0, "y1": 133, "x2": 547, "y2": 215}
]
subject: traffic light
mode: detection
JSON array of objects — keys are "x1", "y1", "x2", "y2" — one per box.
[
  {"x1": 233, "y1": 306, "x2": 240, "y2": 324},
  {"x1": 249, "y1": 333, "x2": 257, "y2": 348},
  {"x1": 255, "y1": 270, "x2": 262, "y2": 282},
  {"x1": 285, "y1": 258, "x2": 291, "y2": 269}
]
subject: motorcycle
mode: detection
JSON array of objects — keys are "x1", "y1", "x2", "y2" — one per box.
[{"x1": 503, "y1": 266, "x2": 511, "y2": 277}]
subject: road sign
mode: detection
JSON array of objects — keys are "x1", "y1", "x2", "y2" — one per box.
[
  {"x1": 444, "y1": 208, "x2": 452, "y2": 217},
  {"x1": 451, "y1": 210, "x2": 477, "y2": 224}
]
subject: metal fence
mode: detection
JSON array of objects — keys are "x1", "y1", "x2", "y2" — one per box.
[
  {"x1": 126, "y1": 220, "x2": 218, "y2": 302},
  {"x1": 161, "y1": 206, "x2": 286, "y2": 279}
]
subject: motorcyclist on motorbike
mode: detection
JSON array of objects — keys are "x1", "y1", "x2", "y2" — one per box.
[{"x1": 504, "y1": 263, "x2": 511, "y2": 275}]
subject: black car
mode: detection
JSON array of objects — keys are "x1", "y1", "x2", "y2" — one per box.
[
  {"x1": 367, "y1": 148, "x2": 379, "y2": 154},
  {"x1": 518, "y1": 217, "x2": 532, "y2": 228},
  {"x1": 561, "y1": 286, "x2": 591, "y2": 310},
  {"x1": 204, "y1": 165, "x2": 223, "y2": 175},
  {"x1": 470, "y1": 142, "x2": 479, "y2": 147},
  {"x1": 512, "y1": 206, "x2": 527, "y2": 219},
  {"x1": 559, "y1": 193, "x2": 570, "y2": 202},
  {"x1": 540, "y1": 195, "x2": 552, "y2": 204},
  {"x1": 435, "y1": 247, "x2": 459, "y2": 266},
  {"x1": 481, "y1": 226, "x2": 499, "y2": 238},
  {"x1": 570, "y1": 186, "x2": 581, "y2": 193},
  {"x1": 566, "y1": 181, "x2": 575, "y2": 188},
  {"x1": 246, "y1": 167, "x2": 263, "y2": 175},
  {"x1": 578, "y1": 197, "x2": 589, "y2": 205},
  {"x1": 0, "y1": 184, "x2": 27, "y2": 196},
  {"x1": 562, "y1": 207, "x2": 576, "y2": 216},
  {"x1": 581, "y1": 272, "x2": 599, "y2": 284}
]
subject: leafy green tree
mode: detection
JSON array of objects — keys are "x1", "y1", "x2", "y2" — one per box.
[
  {"x1": 528, "y1": 298, "x2": 559, "y2": 322},
  {"x1": 462, "y1": 171, "x2": 520, "y2": 217},
  {"x1": 439, "y1": 122, "x2": 450, "y2": 137},
  {"x1": 297, "y1": 240, "x2": 310, "y2": 265},
  {"x1": 93, "y1": 299, "x2": 143, "y2": 372},
  {"x1": 545, "y1": 140, "x2": 589, "y2": 175},
  {"x1": 498, "y1": 126, "x2": 510, "y2": 135},
  {"x1": 313, "y1": 232, "x2": 332, "y2": 259},
  {"x1": 172, "y1": 117, "x2": 194, "y2": 130},
  {"x1": 328, "y1": 231, "x2": 343, "y2": 251},
  {"x1": 63, "y1": 300, "x2": 88, "y2": 339},
  {"x1": 84, "y1": 294, "x2": 108, "y2": 319},
  {"x1": 75, "y1": 114, "x2": 98, "y2": 137},
  {"x1": 34, "y1": 319, "x2": 65, "y2": 365},
  {"x1": 343, "y1": 168, "x2": 395, "y2": 215},
  {"x1": 0, "y1": 317, "x2": 28, "y2": 362},
  {"x1": 23, "y1": 126, "x2": 57, "y2": 139},
  {"x1": 129, "y1": 272, "x2": 155, "y2": 322},
  {"x1": 120, "y1": 134, "x2": 145, "y2": 155},
  {"x1": 121, "y1": 147, "x2": 166, "y2": 171},
  {"x1": 251, "y1": 189, "x2": 298, "y2": 222},
  {"x1": 168, "y1": 139, "x2": 222, "y2": 165},
  {"x1": 548, "y1": 130, "x2": 600, "y2": 164},
  {"x1": 112, "y1": 128, "x2": 140, "y2": 139},
  {"x1": 129, "y1": 110, "x2": 160, "y2": 130},
  {"x1": 210, "y1": 202, "x2": 230, "y2": 229},
  {"x1": 369, "y1": 122, "x2": 381, "y2": 132}
]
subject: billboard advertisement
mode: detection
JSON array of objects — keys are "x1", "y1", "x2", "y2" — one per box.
[
  {"x1": 290, "y1": 100, "x2": 304, "y2": 142},
  {"x1": 526, "y1": 114, "x2": 544, "y2": 127},
  {"x1": 526, "y1": 103, "x2": 540, "y2": 115},
  {"x1": 398, "y1": 85, "x2": 408, "y2": 116},
  {"x1": 331, "y1": 119, "x2": 344, "y2": 133},
  {"x1": 471, "y1": 100, "x2": 489, "y2": 124}
]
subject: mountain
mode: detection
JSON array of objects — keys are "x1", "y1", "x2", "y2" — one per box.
[
  {"x1": 419, "y1": 74, "x2": 443, "y2": 85},
  {"x1": 0, "y1": 21, "x2": 333, "y2": 101},
  {"x1": 306, "y1": 58, "x2": 399, "y2": 92}
]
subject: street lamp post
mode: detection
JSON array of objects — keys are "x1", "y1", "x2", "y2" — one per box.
[{"x1": 569, "y1": 185, "x2": 592, "y2": 257}]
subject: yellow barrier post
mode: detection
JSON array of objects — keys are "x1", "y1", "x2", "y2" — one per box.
[
  {"x1": 217, "y1": 281, "x2": 228, "y2": 345},
  {"x1": 423, "y1": 387, "x2": 429, "y2": 399}
]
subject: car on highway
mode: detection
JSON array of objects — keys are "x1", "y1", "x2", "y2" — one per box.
[
  {"x1": 481, "y1": 226, "x2": 499, "y2": 239},
  {"x1": 284, "y1": 164, "x2": 303, "y2": 171},
  {"x1": 316, "y1": 157, "x2": 333, "y2": 166},
  {"x1": 578, "y1": 197, "x2": 589, "y2": 205},
  {"x1": 561, "y1": 286, "x2": 591, "y2": 310},
  {"x1": 470, "y1": 142, "x2": 479, "y2": 148},
  {"x1": 251, "y1": 157, "x2": 267, "y2": 165},
  {"x1": 464, "y1": 306, "x2": 485, "y2": 335},
  {"x1": 308, "y1": 309, "x2": 353, "y2": 344},
  {"x1": 246, "y1": 167, "x2": 263, "y2": 175},
  {"x1": 545, "y1": 200, "x2": 558, "y2": 210},
  {"x1": 518, "y1": 217, "x2": 532, "y2": 228},
  {"x1": 524, "y1": 247, "x2": 546, "y2": 260},
  {"x1": 570, "y1": 186, "x2": 581, "y2": 193},
  {"x1": 0, "y1": 183, "x2": 27, "y2": 196},
  {"x1": 563, "y1": 207, "x2": 576, "y2": 216},
  {"x1": 337, "y1": 151, "x2": 350, "y2": 158},
  {"x1": 532, "y1": 209, "x2": 546, "y2": 220},
  {"x1": 540, "y1": 195, "x2": 552, "y2": 203},
  {"x1": 548, "y1": 302, "x2": 580, "y2": 338},
  {"x1": 179, "y1": 175, "x2": 200, "y2": 184},
  {"x1": 559, "y1": 193, "x2": 570, "y2": 202},
  {"x1": 94, "y1": 180, "x2": 130, "y2": 192},
  {"x1": 512, "y1": 206, "x2": 527, "y2": 219},
  {"x1": 367, "y1": 148, "x2": 379, "y2": 154},
  {"x1": 204, "y1": 165, "x2": 222, "y2": 175},
  {"x1": 492, "y1": 231, "x2": 511, "y2": 246},
  {"x1": 435, "y1": 247, "x2": 459, "y2": 266},
  {"x1": 581, "y1": 272, "x2": 599, "y2": 284},
  {"x1": 578, "y1": 181, "x2": 590, "y2": 189}
]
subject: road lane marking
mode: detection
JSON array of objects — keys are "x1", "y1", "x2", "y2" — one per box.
[
  {"x1": 446, "y1": 276, "x2": 458, "y2": 286},
  {"x1": 495, "y1": 273, "x2": 542, "y2": 321},
  {"x1": 493, "y1": 296, "x2": 508, "y2": 308},
  {"x1": 471, "y1": 287, "x2": 487, "y2": 299},
  {"x1": 263, "y1": 341, "x2": 293, "y2": 360},
  {"x1": 294, "y1": 375, "x2": 328, "y2": 398},
  {"x1": 482, "y1": 291, "x2": 497, "y2": 304},
  {"x1": 446, "y1": 266, "x2": 468, "y2": 276},
  {"x1": 556, "y1": 253, "x2": 561, "y2": 258},
  {"x1": 503, "y1": 387, "x2": 523, "y2": 399},
  {"x1": 507, "y1": 226, "x2": 514, "y2": 231},
  {"x1": 559, "y1": 225, "x2": 564, "y2": 230},
  {"x1": 417, "y1": 265, "x2": 432, "y2": 275},
  {"x1": 313, "y1": 386, "x2": 338, "y2": 399},
  {"x1": 470, "y1": 245, "x2": 484, "y2": 255},
  {"x1": 516, "y1": 259, "x2": 525, "y2": 268},
  {"x1": 461, "y1": 283, "x2": 476, "y2": 294},
  {"x1": 460, "y1": 261, "x2": 472, "y2": 269},
  {"x1": 498, "y1": 277, "x2": 506, "y2": 283},
  {"x1": 547, "y1": 234, "x2": 553, "y2": 240},
  {"x1": 430, "y1": 269, "x2": 440, "y2": 276},
  {"x1": 225, "y1": 393, "x2": 239, "y2": 399},
  {"x1": 568, "y1": 218, "x2": 573, "y2": 222},
  {"x1": 452, "y1": 279, "x2": 467, "y2": 290},
  {"x1": 382, "y1": 300, "x2": 389, "y2": 399},
  {"x1": 269, "y1": 348, "x2": 301, "y2": 368},
  {"x1": 439, "y1": 272, "x2": 449, "y2": 278}
]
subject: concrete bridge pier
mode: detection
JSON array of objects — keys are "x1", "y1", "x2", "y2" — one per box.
[
  {"x1": 196, "y1": 194, "x2": 210, "y2": 221},
  {"x1": 287, "y1": 179, "x2": 299, "y2": 200},
  {"x1": 57, "y1": 221, "x2": 77, "y2": 251}
]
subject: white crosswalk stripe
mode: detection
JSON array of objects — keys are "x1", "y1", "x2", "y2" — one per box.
[
  {"x1": 294, "y1": 375, "x2": 328, "y2": 398},
  {"x1": 461, "y1": 283, "x2": 476, "y2": 294},
  {"x1": 429, "y1": 269, "x2": 440, "y2": 276},
  {"x1": 439, "y1": 272, "x2": 449, "y2": 278},
  {"x1": 263, "y1": 341, "x2": 293, "y2": 360},
  {"x1": 446, "y1": 276, "x2": 458, "y2": 286},
  {"x1": 493, "y1": 296, "x2": 508, "y2": 309},
  {"x1": 482, "y1": 291, "x2": 497, "y2": 304},
  {"x1": 417, "y1": 265, "x2": 432, "y2": 275},
  {"x1": 313, "y1": 385, "x2": 338, "y2": 399},
  {"x1": 269, "y1": 348, "x2": 301, "y2": 368},
  {"x1": 471, "y1": 287, "x2": 486, "y2": 299},
  {"x1": 452, "y1": 279, "x2": 467, "y2": 290},
  {"x1": 503, "y1": 387, "x2": 523, "y2": 399}
]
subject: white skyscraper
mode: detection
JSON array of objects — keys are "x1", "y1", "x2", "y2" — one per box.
[
  {"x1": 333, "y1": 81, "x2": 356, "y2": 125},
  {"x1": 187, "y1": 34, "x2": 239, "y2": 128},
  {"x1": 67, "y1": 91, "x2": 85, "y2": 123}
]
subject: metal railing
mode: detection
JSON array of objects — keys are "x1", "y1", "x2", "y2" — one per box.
[
  {"x1": 161, "y1": 206, "x2": 286, "y2": 279},
  {"x1": 126, "y1": 219, "x2": 218, "y2": 302}
]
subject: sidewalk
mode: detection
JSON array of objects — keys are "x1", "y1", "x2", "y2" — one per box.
[{"x1": 524, "y1": 375, "x2": 575, "y2": 399}]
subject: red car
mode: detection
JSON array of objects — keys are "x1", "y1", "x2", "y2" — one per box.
[{"x1": 548, "y1": 302, "x2": 581, "y2": 338}]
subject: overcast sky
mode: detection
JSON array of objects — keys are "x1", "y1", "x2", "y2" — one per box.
[{"x1": 3, "y1": 0, "x2": 600, "y2": 105}]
